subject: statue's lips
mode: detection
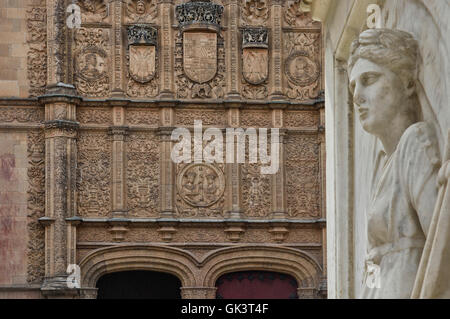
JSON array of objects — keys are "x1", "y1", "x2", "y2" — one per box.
[{"x1": 358, "y1": 108, "x2": 369, "y2": 119}]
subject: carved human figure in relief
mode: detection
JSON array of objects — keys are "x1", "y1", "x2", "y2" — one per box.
[{"x1": 348, "y1": 29, "x2": 440, "y2": 298}]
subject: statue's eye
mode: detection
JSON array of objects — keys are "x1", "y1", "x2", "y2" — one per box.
[{"x1": 361, "y1": 73, "x2": 380, "y2": 86}]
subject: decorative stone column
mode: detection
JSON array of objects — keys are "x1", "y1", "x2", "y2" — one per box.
[
  {"x1": 159, "y1": 124, "x2": 176, "y2": 218},
  {"x1": 39, "y1": 89, "x2": 81, "y2": 297},
  {"x1": 226, "y1": 0, "x2": 240, "y2": 99},
  {"x1": 269, "y1": 0, "x2": 284, "y2": 100},
  {"x1": 112, "y1": 0, "x2": 125, "y2": 96},
  {"x1": 160, "y1": 0, "x2": 175, "y2": 98},
  {"x1": 181, "y1": 287, "x2": 217, "y2": 299}
]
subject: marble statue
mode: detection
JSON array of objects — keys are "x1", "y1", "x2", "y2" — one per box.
[{"x1": 348, "y1": 28, "x2": 441, "y2": 298}]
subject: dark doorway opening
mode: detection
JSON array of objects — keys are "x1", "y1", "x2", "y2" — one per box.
[
  {"x1": 215, "y1": 271, "x2": 298, "y2": 299},
  {"x1": 96, "y1": 270, "x2": 181, "y2": 299}
]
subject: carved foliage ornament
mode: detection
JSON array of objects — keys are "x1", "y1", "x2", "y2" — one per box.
[
  {"x1": 175, "y1": 0, "x2": 224, "y2": 30},
  {"x1": 125, "y1": 0, "x2": 157, "y2": 23},
  {"x1": 284, "y1": 0, "x2": 315, "y2": 27},
  {"x1": 127, "y1": 25, "x2": 158, "y2": 83}
]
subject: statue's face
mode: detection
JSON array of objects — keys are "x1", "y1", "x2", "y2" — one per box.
[{"x1": 349, "y1": 58, "x2": 407, "y2": 136}]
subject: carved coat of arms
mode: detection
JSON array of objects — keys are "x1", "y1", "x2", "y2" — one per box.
[
  {"x1": 127, "y1": 24, "x2": 158, "y2": 83},
  {"x1": 242, "y1": 28, "x2": 269, "y2": 85},
  {"x1": 183, "y1": 32, "x2": 217, "y2": 84}
]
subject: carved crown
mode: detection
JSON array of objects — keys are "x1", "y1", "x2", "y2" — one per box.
[
  {"x1": 242, "y1": 28, "x2": 269, "y2": 48},
  {"x1": 175, "y1": 0, "x2": 224, "y2": 32},
  {"x1": 127, "y1": 24, "x2": 158, "y2": 46}
]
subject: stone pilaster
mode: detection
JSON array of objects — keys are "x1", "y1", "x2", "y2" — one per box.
[
  {"x1": 46, "y1": 0, "x2": 66, "y2": 87},
  {"x1": 269, "y1": 1, "x2": 284, "y2": 100},
  {"x1": 226, "y1": 107, "x2": 243, "y2": 219},
  {"x1": 226, "y1": 0, "x2": 240, "y2": 98},
  {"x1": 159, "y1": 108, "x2": 175, "y2": 217},
  {"x1": 271, "y1": 127, "x2": 287, "y2": 219},
  {"x1": 39, "y1": 91, "x2": 81, "y2": 296},
  {"x1": 112, "y1": 0, "x2": 125, "y2": 96},
  {"x1": 160, "y1": 1, "x2": 175, "y2": 98}
]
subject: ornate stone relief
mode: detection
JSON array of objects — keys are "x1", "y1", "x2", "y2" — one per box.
[
  {"x1": 77, "y1": 108, "x2": 112, "y2": 125},
  {"x1": 242, "y1": 28, "x2": 269, "y2": 99},
  {"x1": 286, "y1": 134, "x2": 320, "y2": 218},
  {"x1": 26, "y1": 5, "x2": 47, "y2": 97},
  {"x1": 284, "y1": 0, "x2": 316, "y2": 27},
  {"x1": 241, "y1": 0, "x2": 269, "y2": 26},
  {"x1": 125, "y1": 0, "x2": 157, "y2": 23},
  {"x1": 175, "y1": 163, "x2": 225, "y2": 218},
  {"x1": 74, "y1": 28, "x2": 110, "y2": 97},
  {"x1": 77, "y1": 132, "x2": 111, "y2": 217},
  {"x1": 284, "y1": 32, "x2": 320, "y2": 100},
  {"x1": 242, "y1": 163, "x2": 271, "y2": 218},
  {"x1": 126, "y1": 109, "x2": 159, "y2": 126},
  {"x1": 0, "y1": 107, "x2": 44, "y2": 124},
  {"x1": 126, "y1": 25, "x2": 159, "y2": 98},
  {"x1": 127, "y1": 132, "x2": 160, "y2": 217},
  {"x1": 175, "y1": 109, "x2": 227, "y2": 126},
  {"x1": 26, "y1": 131, "x2": 45, "y2": 283},
  {"x1": 240, "y1": 110, "x2": 272, "y2": 128},
  {"x1": 77, "y1": 0, "x2": 110, "y2": 24},
  {"x1": 284, "y1": 111, "x2": 319, "y2": 128},
  {"x1": 175, "y1": 1, "x2": 225, "y2": 99}
]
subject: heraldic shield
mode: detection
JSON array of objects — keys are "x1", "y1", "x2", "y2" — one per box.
[
  {"x1": 183, "y1": 32, "x2": 217, "y2": 84},
  {"x1": 242, "y1": 47, "x2": 268, "y2": 85},
  {"x1": 129, "y1": 45, "x2": 156, "y2": 83}
]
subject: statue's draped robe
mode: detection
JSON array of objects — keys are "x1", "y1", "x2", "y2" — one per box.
[{"x1": 361, "y1": 122, "x2": 439, "y2": 299}]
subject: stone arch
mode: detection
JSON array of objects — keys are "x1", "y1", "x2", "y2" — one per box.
[
  {"x1": 79, "y1": 245, "x2": 199, "y2": 288},
  {"x1": 200, "y1": 245, "x2": 323, "y2": 290}
]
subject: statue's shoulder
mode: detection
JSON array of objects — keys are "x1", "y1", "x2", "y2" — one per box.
[{"x1": 399, "y1": 122, "x2": 441, "y2": 167}]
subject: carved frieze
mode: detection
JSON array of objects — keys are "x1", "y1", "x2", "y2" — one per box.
[
  {"x1": 77, "y1": 108, "x2": 112, "y2": 125},
  {"x1": 241, "y1": 0, "x2": 269, "y2": 26},
  {"x1": 125, "y1": 0, "x2": 157, "y2": 24},
  {"x1": 284, "y1": 32, "x2": 320, "y2": 100},
  {"x1": 0, "y1": 107, "x2": 44, "y2": 124},
  {"x1": 240, "y1": 110, "x2": 272, "y2": 127},
  {"x1": 126, "y1": 109, "x2": 160, "y2": 126},
  {"x1": 175, "y1": 163, "x2": 225, "y2": 218},
  {"x1": 26, "y1": 131, "x2": 45, "y2": 284},
  {"x1": 127, "y1": 132, "x2": 160, "y2": 217},
  {"x1": 77, "y1": 0, "x2": 110, "y2": 24},
  {"x1": 284, "y1": 111, "x2": 319, "y2": 128},
  {"x1": 74, "y1": 28, "x2": 111, "y2": 97},
  {"x1": 26, "y1": 5, "x2": 47, "y2": 97},
  {"x1": 77, "y1": 132, "x2": 111, "y2": 217},
  {"x1": 175, "y1": 109, "x2": 227, "y2": 126}
]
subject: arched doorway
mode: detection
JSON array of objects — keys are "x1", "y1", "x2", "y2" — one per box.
[
  {"x1": 215, "y1": 271, "x2": 298, "y2": 299},
  {"x1": 96, "y1": 271, "x2": 181, "y2": 299}
]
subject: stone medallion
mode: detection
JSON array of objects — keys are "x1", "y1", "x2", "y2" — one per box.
[
  {"x1": 177, "y1": 163, "x2": 225, "y2": 207},
  {"x1": 76, "y1": 46, "x2": 108, "y2": 82},
  {"x1": 183, "y1": 32, "x2": 217, "y2": 84},
  {"x1": 285, "y1": 51, "x2": 319, "y2": 86}
]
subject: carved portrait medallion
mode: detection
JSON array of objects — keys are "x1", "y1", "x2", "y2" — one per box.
[
  {"x1": 177, "y1": 163, "x2": 225, "y2": 208},
  {"x1": 183, "y1": 32, "x2": 217, "y2": 84},
  {"x1": 76, "y1": 46, "x2": 108, "y2": 82},
  {"x1": 285, "y1": 51, "x2": 319, "y2": 86}
]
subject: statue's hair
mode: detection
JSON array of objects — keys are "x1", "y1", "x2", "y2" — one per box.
[{"x1": 348, "y1": 29, "x2": 419, "y2": 84}]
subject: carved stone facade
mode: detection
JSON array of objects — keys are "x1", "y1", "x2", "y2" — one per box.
[{"x1": 0, "y1": 0, "x2": 325, "y2": 299}]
